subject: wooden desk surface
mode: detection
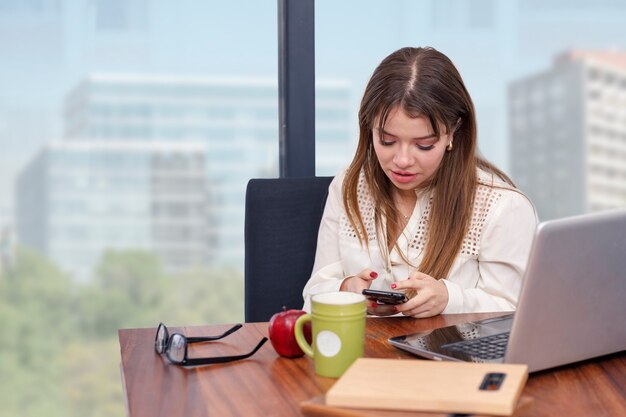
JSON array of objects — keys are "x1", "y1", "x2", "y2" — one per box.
[{"x1": 119, "y1": 313, "x2": 626, "y2": 417}]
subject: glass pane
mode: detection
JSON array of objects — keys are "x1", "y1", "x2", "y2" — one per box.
[
  {"x1": 316, "y1": 0, "x2": 626, "y2": 220},
  {"x1": 0, "y1": 1, "x2": 276, "y2": 416}
]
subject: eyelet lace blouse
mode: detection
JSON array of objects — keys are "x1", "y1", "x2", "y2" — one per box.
[{"x1": 302, "y1": 168, "x2": 538, "y2": 314}]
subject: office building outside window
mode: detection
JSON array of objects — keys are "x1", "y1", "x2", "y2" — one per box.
[
  {"x1": 509, "y1": 51, "x2": 626, "y2": 220},
  {"x1": 60, "y1": 74, "x2": 353, "y2": 271},
  {"x1": 16, "y1": 141, "x2": 211, "y2": 279}
]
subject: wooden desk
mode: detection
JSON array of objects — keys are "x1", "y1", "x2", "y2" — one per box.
[{"x1": 119, "y1": 313, "x2": 625, "y2": 417}]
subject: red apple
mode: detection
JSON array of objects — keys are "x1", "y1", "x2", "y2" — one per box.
[{"x1": 268, "y1": 307, "x2": 312, "y2": 358}]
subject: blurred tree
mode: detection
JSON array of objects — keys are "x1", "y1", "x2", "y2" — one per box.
[
  {"x1": 161, "y1": 266, "x2": 244, "y2": 325},
  {"x1": 96, "y1": 249, "x2": 168, "y2": 307},
  {"x1": 0, "y1": 246, "x2": 74, "y2": 417},
  {"x1": 0, "y1": 246, "x2": 245, "y2": 417},
  {"x1": 77, "y1": 249, "x2": 169, "y2": 338},
  {"x1": 64, "y1": 339, "x2": 125, "y2": 417}
]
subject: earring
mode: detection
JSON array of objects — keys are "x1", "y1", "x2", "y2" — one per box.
[{"x1": 446, "y1": 142, "x2": 453, "y2": 152}]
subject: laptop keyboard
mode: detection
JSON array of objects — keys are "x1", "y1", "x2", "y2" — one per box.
[{"x1": 441, "y1": 332, "x2": 510, "y2": 360}]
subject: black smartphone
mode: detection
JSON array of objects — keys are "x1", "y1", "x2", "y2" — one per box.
[{"x1": 362, "y1": 289, "x2": 408, "y2": 305}]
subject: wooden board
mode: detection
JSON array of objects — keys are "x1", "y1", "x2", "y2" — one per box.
[
  {"x1": 302, "y1": 395, "x2": 535, "y2": 417},
  {"x1": 300, "y1": 394, "x2": 535, "y2": 417},
  {"x1": 325, "y1": 358, "x2": 528, "y2": 416}
]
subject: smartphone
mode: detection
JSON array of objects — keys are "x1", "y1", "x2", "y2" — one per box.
[{"x1": 362, "y1": 289, "x2": 408, "y2": 305}]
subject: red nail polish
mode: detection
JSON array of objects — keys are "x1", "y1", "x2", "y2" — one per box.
[
  {"x1": 391, "y1": 283, "x2": 397, "y2": 289},
  {"x1": 370, "y1": 272, "x2": 378, "y2": 278},
  {"x1": 392, "y1": 306, "x2": 398, "y2": 313}
]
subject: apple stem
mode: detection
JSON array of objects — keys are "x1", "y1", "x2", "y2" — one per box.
[{"x1": 282, "y1": 306, "x2": 287, "y2": 311}]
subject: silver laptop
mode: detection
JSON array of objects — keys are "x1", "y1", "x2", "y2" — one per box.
[{"x1": 389, "y1": 208, "x2": 626, "y2": 372}]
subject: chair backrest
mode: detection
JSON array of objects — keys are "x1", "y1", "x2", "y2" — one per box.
[{"x1": 244, "y1": 176, "x2": 333, "y2": 322}]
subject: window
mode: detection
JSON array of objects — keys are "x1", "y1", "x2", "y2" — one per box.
[
  {"x1": 0, "y1": 1, "x2": 275, "y2": 416},
  {"x1": 316, "y1": 0, "x2": 626, "y2": 222}
]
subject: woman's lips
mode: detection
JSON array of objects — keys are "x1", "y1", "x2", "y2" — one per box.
[{"x1": 391, "y1": 170, "x2": 417, "y2": 184}]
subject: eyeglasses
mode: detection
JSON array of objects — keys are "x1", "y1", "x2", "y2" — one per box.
[{"x1": 154, "y1": 322, "x2": 268, "y2": 366}]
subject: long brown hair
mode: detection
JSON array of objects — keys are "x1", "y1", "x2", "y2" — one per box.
[{"x1": 343, "y1": 47, "x2": 513, "y2": 281}]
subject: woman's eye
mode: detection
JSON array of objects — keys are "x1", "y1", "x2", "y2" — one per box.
[
  {"x1": 415, "y1": 136, "x2": 438, "y2": 151},
  {"x1": 380, "y1": 138, "x2": 395, "y2": 146}
]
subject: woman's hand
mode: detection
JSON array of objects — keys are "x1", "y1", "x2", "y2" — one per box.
[
  {"x1": 340, "y1": 269, "x2": 378, "y2": 294},
  {"x1": 339, "y1": 269, "x2": 401, "y2": 316},
  {"x1": 392, "y1": 271, "x2": 449, "y2": 318}
]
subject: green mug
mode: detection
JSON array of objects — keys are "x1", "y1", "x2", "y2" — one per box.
[{"x1": 295, "y1": 291, "x2": 366, "y2": 378}]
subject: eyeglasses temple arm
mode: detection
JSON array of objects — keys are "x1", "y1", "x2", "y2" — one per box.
[
  {"x1": 181, "y1": 337, "x2": 268, "y2": 366},
  {"x1": 186, "y1": 323, "x2": 243, "y2": 343}
]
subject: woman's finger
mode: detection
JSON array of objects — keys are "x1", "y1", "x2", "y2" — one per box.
[
  {"x1": 357, "y1": 269, "x2": 379, "y2": 281},
  {"x1": 407, "y1": 270, "x2": 432, "y2": 280},
  {"x1": 391, "y1": 278, "x2": 426, "y2": 291}
]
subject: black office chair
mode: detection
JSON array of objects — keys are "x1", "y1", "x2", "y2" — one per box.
[{"x1": 244, "y1": 176, "x2": 333, "y2": 322}]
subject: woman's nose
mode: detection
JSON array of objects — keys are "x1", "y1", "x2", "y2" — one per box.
[{"x1": 392, "y1": 146, "x2": 414, "y2": 168}]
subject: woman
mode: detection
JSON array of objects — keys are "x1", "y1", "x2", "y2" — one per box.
[{"x1": 302, "y1": 47, "x2": 537, "y2": 317}]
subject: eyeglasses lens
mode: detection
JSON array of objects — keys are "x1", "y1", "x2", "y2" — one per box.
[
  {"x1": 167, "y1": 333, "x2": 186, "y2": 364},
  {"x1": 155, "y1": 324, "x2": 167, "y2": 353}
]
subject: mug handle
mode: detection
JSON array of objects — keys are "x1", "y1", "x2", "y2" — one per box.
[{"x1": 295, "y1": 314, "x2": 314, "y2": 358}]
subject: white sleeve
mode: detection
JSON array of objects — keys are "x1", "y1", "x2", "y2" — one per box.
[
  {"x1": 442, "y1": 190, "x2": 538, "y2": 314},
  {"x1": 301, "y1": 173, "x2": 346, "y2": 312}
]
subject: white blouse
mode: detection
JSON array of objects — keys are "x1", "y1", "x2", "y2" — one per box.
[{"x1": 302, "y1": 168, "x2": 538, "y2": 314}]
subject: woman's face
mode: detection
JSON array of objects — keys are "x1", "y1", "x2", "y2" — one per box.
[{"x1": 372, "y1": 107, "x2": 451, "y2": 197}]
